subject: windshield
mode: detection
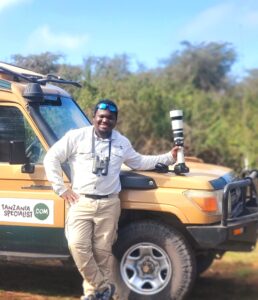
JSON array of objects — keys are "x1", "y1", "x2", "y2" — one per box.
[{"x1": 39, "y1": 96, "x2": 90, "y2": 139}]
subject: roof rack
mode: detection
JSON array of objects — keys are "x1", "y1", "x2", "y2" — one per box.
[{"x1": 0, "y1": 64, "x2": 81, "y2": 88}]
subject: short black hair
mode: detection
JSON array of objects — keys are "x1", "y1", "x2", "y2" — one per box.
[{"x1": 93, "y1": 98, "x2": 118, "y2": 119}]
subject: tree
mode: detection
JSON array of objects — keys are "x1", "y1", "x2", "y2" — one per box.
[
  {"x1": 11, "y1": 52, "x2": 64, "y2": 74},
  {"x1": 162, "y1": 41, "x2": 237, "y2": 91},
  {"x1": 10, "y1": 52, "x2": 84, "y2": 97}
]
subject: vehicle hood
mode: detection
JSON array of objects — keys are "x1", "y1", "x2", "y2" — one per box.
[{"x1": 129, "y1": 161, "x2": 235, "y2": 191}]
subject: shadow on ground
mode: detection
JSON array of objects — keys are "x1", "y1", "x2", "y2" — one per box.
[{"x1": 0, "y1": 261, "x2": 82, "y2": 298}]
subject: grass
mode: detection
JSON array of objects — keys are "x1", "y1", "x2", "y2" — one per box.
[
  {"x1": 191, "y1": 245, "x2": 258, "y2": 300},
  {"x1": 223, "y1": 248, "x2": 258, "y2": 264}
]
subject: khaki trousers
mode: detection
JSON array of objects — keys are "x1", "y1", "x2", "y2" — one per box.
[{"x1": 65, "y1": 195, "x2": 121, "y2": 296}]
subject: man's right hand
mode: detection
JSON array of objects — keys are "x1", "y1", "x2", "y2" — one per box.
[
  {"x1": 60, "y1": 189, "x2": 79, "y2": 205},
  {"x1": 171, "y1": 145, "x2": 180, "y2": 161}
]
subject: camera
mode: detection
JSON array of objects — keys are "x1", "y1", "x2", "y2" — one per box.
[
  {"x1": 170, "y1": 110, "x2": 189, "y2": 175},
  {"x1": 92, "y1": 155, "x2": 109, "y2": 176}
]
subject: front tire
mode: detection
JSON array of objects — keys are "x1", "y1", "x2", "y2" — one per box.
[{"x1": 113, "y1": 220, "x2": 196, "y2": 300}]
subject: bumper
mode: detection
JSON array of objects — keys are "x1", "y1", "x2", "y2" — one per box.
[
  {"x1": 187, "y1": 210, "x2": 258, "y2": 251},
  {"x1": 187, "y1": 174, "x2": 258, "y2": 252}
]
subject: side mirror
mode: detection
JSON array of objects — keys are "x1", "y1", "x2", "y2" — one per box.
[
  {"x1": 0, "y1": 140, "x2": 34, "y2": 173},
  {"x1": 9, "y1": 140, "x2": 27, "y2": 164}
]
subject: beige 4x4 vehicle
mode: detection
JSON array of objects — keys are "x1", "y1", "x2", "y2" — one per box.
[{"x1": 0, "y1": 62, "x2": 258, "y2": 300}]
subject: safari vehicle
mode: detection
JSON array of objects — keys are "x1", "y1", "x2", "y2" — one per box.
[{"x1": 0, "y1": 62, "x2": 258, "y2": 300}]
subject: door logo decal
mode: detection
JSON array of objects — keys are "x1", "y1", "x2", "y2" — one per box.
[
  {"x1": 34, "y1": 203, "x2": 49, "y2": 220},
  {"x1": 0, "y1": 198, "x2": 54, "y2": 225}
]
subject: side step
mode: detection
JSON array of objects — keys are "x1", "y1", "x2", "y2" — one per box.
[{"x1": 0, "y1": 251, "x2": 70, "y2": 261}]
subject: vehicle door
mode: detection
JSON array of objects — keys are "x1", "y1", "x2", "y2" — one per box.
[{"x1": 0, "y1": 104, "x2": 68, "y2": 255}]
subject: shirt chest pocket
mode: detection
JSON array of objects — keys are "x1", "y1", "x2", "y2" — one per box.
[
  {"x1": 110, "y1": 147, "x2": 124, "y2": 165},
  {"x1": 77, "y1": 144, "x2": 93, "y2": 160}
]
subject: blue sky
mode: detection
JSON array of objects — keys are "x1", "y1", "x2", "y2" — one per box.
[{"x1": 1, "y1": 0, "x2": 258, "y2": 78}]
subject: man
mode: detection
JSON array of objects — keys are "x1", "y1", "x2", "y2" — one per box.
[{"x1": 44, "y1": 99, "x2": 179, "y2": 300}]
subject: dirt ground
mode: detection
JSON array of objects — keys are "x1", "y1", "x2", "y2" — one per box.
[{"x1": 1, "y1": 252, "x2": 258, "y2": 300}]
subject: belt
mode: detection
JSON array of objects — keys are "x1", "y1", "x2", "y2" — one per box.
[{"x1": 83, "y1": 194, "x2": 110, "y2": 199}]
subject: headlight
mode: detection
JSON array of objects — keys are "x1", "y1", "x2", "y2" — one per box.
[{"x1": 183, "y1": 190, "x2": 223, "y2": 215}]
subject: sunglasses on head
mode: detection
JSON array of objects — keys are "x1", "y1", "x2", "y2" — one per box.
[{"x1": 97, "y1": 103, "x2": 117, "y2": 112}]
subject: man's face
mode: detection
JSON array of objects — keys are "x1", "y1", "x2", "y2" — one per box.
[{"x1": 93, "y1": 109, "x2": 117, "y2": 138}]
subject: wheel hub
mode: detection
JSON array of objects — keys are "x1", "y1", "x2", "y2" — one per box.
[
  {"x1": 120, "y1": 242, "x2": 172, "y2": 295},
  {"x1": 137, "y1": 255, "x2": 158, "y2": 276}
]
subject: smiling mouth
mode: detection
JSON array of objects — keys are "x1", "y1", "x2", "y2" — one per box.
[{"x1": 99, "y1": 124, "x2": 110, "y2": 130}]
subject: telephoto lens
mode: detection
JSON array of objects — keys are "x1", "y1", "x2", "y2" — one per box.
[
  {"x1": 170, "y1": 110, "x2": 189, "y2": 175},
  {"x1": 170, "y1": 110, "x2": 184, "y2": 146}
]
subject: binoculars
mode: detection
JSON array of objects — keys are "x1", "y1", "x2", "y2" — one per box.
[{"x1": 92, "y1": 155, "x2": 109, "y2": 176}]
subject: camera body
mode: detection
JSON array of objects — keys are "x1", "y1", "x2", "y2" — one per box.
[
  {"x1": 170, "y1": 110, "x2": 189, "y2": 175},
  {"x1": 92, "y1": 155, "x2": 109, "y2": 176}
]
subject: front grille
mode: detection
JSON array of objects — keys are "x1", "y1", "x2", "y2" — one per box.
[{"x1": 229, "y1": 187, "x2": 244, "y2": 217}]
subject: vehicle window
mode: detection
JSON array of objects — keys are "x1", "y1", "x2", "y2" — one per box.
[
  {"x1": 39, "y1": 96, "x2": 90, "y2": 140},
  {"x1": 0, "y1": 106, "x2": 46, "y2": 164}
]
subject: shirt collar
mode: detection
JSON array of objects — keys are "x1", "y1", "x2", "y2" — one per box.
[{"x1": 92, "y1": 126, "x2": 117, "y2": 141}]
